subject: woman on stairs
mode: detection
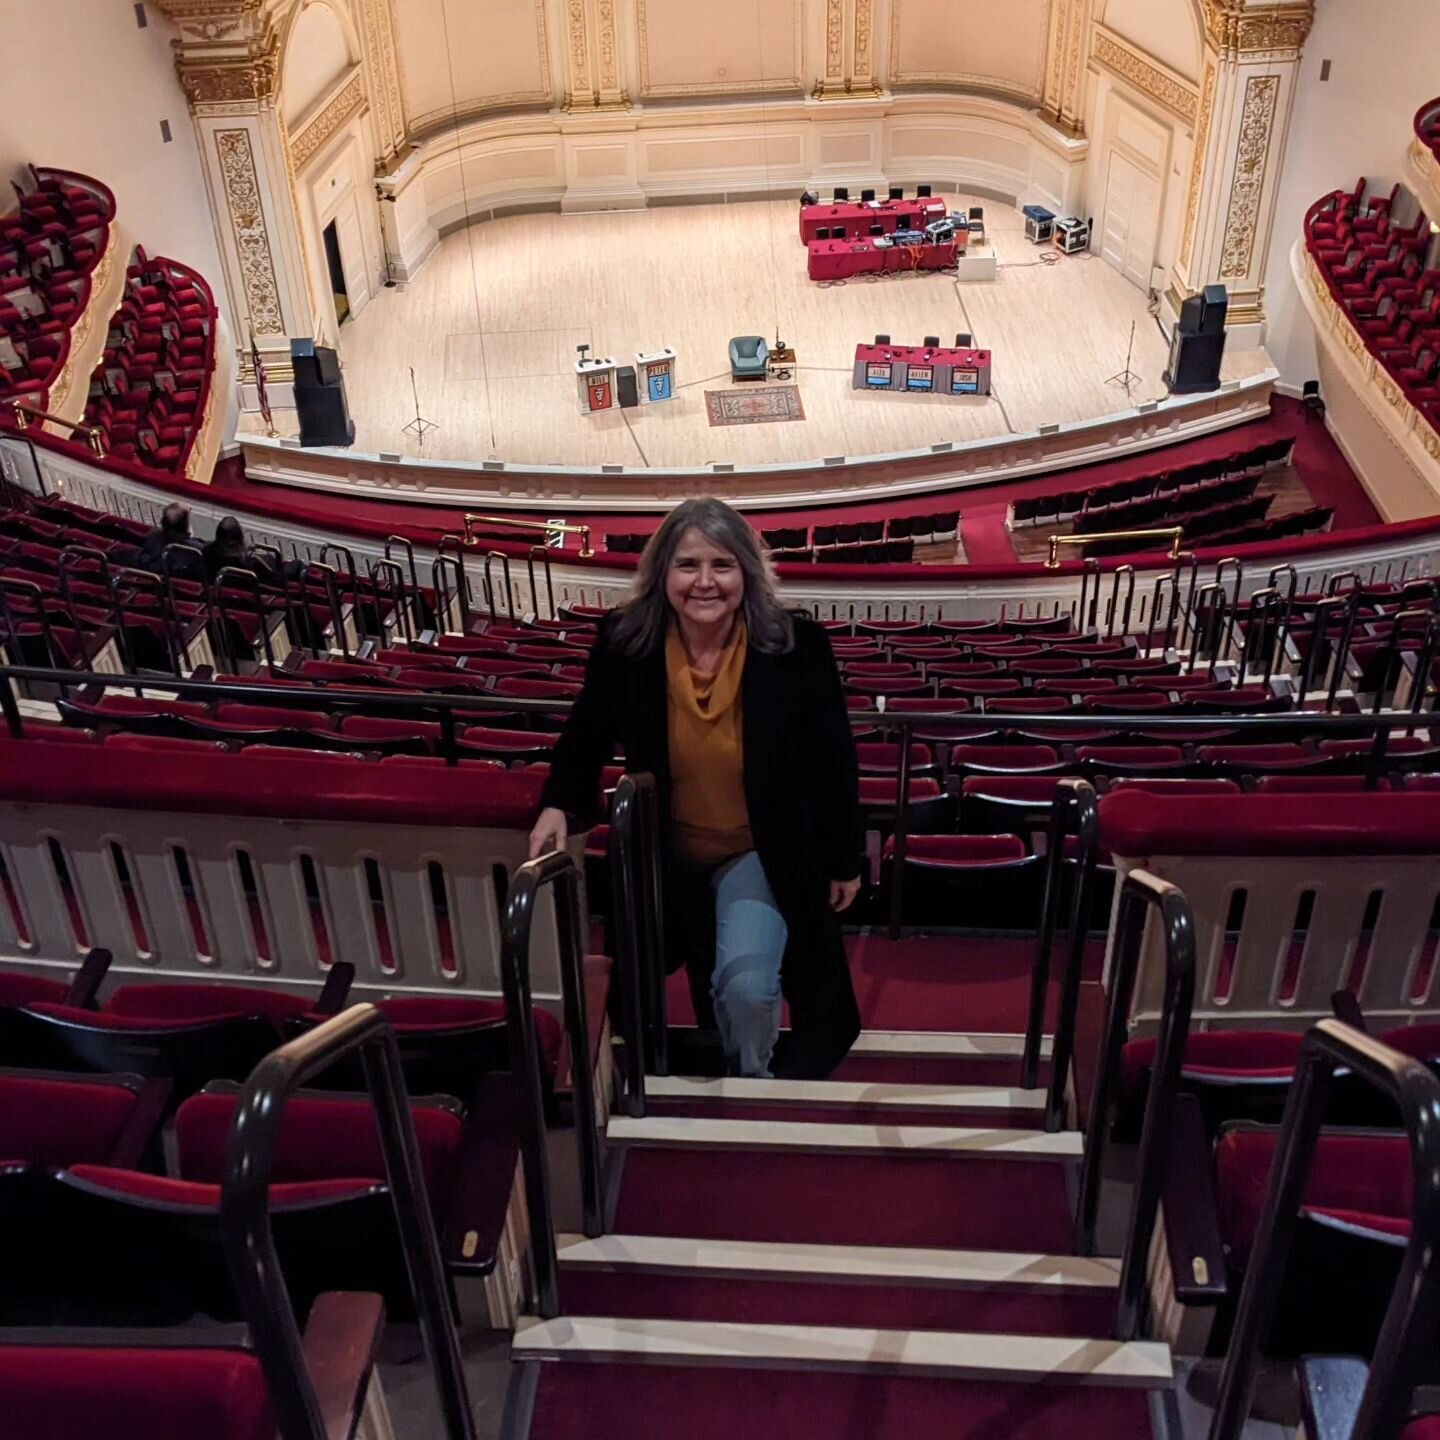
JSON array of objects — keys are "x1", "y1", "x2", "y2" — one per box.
[{"x1": 529, "y1": 497, "x2": 863, "y2": 1079}]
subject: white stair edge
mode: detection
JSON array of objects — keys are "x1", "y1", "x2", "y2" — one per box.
[
  {"x1": 851, "y1": 1030, "x2": 1052, "y2": 1060},
  {"x1": 646, "y1": 1076, "x2": 1045, "y2": 1111},
  {"x1": 555, "y1": 1234, "x2": 1121, "y2": 1290},
  {"x1": 606, "y1": 1115, "x2": 1083, "y2": 1157},
  {"x1": 665, "y1": 1028, "x2": 1053, "y2": 1059},
  {"x1": 513, "y1": 1315, "x2": 1171, "y2": 1385}
]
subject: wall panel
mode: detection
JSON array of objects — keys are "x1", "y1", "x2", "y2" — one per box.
[
  {"x1": 635, "y1": 0, "x2": 803, "y2": 97},
  {"x1": 395, "y1": 0, "x2": 552, "y2": 133},
  {"x1": 889, "y1": 0, "x2": 1051, "y2": 99}
]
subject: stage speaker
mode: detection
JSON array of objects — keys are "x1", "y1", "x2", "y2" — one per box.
[
  {"x1": 291, "y1": 337, "x2": 354, "y2": 447},
  {"x1": 617, "y1": 365, "x2": 639, "y2": 408},
  {"x1": 1164, "y1": 328, "x2": 1227, "y2": 395},
  {"x1": 1200, "y1": 283, "x2": 1229, "y2": 335},
  {"x1": 1179, "y1": 293, "x2": 1205, "y2": 334}
]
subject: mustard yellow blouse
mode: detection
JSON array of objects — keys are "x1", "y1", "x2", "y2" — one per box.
[{"x1": 666, "y1": 620, "x2": 753, "y2": 863}]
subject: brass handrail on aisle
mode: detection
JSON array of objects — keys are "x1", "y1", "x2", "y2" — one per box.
[
  {"x1": 1046, "y1": 527, "x2": 1184, "y2": 568},
  {"x1": 9, "y1": 400, "x2": 106, "y2": 459},
  {"x1": 463, "y1": 512, "x2": 593, "y2": 558}
]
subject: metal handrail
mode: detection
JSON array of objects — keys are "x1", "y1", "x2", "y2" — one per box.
[
  {"x1": 501, "y1": 849, "x2": 604, "y2": 1316},
  {"x1": 9, "y1": 400, "x2": 105, "y2": 458},
  {"x1": 220, "y1": 1003, "x2": 477, "y2": 1440},
  {"x1": 1104, "y1": 873, "x2": 1196, "y2": 1337},
  {"x1": 463, "y1": 513, "x2": 593, "y2": 558},
  {"x1": 1208, "y1": 1021, "x2": 1440, "y2": 1440},
  {"x1": 1021, "y1": 780, "x2": 1099, "y2": 1120},
  {"x1": 609, "y1": 774, "x2": 659, "y2": 1115},
  {"x1": 1046, "y1": 527, "x2": 1184, "y2": 568}
]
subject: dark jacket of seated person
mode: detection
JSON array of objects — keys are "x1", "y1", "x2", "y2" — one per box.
[{"x1": 539, "y1": 605, "x2": 864, "y2": 1079}]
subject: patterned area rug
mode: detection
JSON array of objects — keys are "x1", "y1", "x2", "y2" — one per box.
[{"x1": 705, "y1": 386, "x2": 805, "y2": 427}]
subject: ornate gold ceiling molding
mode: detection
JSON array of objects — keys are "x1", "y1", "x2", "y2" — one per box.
[
  {"x1": 1091, "y1": 26, "x2": 1198, "y2": 123},
  {"x1": 289, "y1": 69, "x2": 366, "y2": 169},
  {"x1": 1200, "y1": 0, "x2": 1315, "y2": 56}
]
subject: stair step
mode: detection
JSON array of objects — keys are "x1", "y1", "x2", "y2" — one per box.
[
  {"x1": 514, "y1": 1315, "x2": 1172, "y2": 1386},
  {"x1": 555, "y1": 1236, "x2": 1122, "y2": 1336},
  {"x1": 556, "y1": 1235, "x2": 1120, "y2": 1288},
  {"x1": 607, "y1": 1116, "x2": 1082, "y2": 1158},
  {"x1": 646, "y1": 1076, "x2": 1046, "y2": 1112},
  {"x1": 614, "y1": 1147, "x2": 1082, "y2": 1252},
  {"x1": 523, "y1": 1361, "x2": 1155, "y2": 1440},
  {"x1": 850, "y1": 1031, "x2": 1052, "y2": 1059}
]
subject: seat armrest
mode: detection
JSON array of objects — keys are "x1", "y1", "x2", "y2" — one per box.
[
  {"x1": 66, "y1": 946, "x2": 112, "y2": 1007},
  {"x1": 443, "y1": 1072, "x2": 521, "y2": 1276},
  {"x1": 1162, "y1": 1092, "x2": 1227, "y2": 1305},
  {"x1": 108, "y1": 1076, "x2": 173, "y2": 1168},
  {"x1": 314, "y1": 961, "x2": 356, "y2": 1017},
  {"x1": 301, "y1": 1291, "x2": 386, "y2": 1440}
]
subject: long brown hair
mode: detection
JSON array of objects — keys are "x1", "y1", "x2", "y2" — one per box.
[{"x1": 610, "y1": 498, "x2": 795, "y2": 657}]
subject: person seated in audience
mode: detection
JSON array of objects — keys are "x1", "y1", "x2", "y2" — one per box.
[
  {"x1": 134, "y1": 502, "x2": 203, "y2": 581},
  {"x1": 202, "y1": 515, "x2": 273, "y2": 583},
  {"x1": 530, "y1": 497, "x2": 863, "y2": 1080}
]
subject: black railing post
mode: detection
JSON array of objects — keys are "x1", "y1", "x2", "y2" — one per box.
[
  {"x1": 1044, "y1": 784, "x2": 1099, "y2": 1132},
  {"x1": 886, "y1": 716, "x2": 914, "y2": 940},
  {"x1": 1023, "y1": 781, "x2": 1082, "y2": 1090},
  {"x1": 639, "y1": 771, "x2": 670, "y2": 1076},
  {"x1": 220, "y1": 1005, "x2": 478, "y2": 1440},
  {"x1": 1113, "y1": 874, "x2": 1196, "y2": 1338},
  {"x1": 500, "y1": 854, "x2": 566, "y2": 1314},
  {"x1": 1074, "y1": 867, "x2": 1192, "y2": 1256},
  {"x1": 609, "y1": 775, "x2": 652, "y2": 1119},
  {"x1": 1208, "y1": 1022, "x2": 1440, "y2": 1440}
]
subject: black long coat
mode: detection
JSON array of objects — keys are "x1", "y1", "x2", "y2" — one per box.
[{"x1": 540, "y1": 611, "x2": 863, "y2": 1077}]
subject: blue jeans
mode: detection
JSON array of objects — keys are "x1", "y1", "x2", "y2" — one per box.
[{"x1": 710, "y1": 851, "x2": 787, "y2": 1078}]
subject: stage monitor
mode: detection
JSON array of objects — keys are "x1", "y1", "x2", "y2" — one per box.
[
  {"x1": 1200, "y1": 283, "x2": 1229, "y2": 336},
  {"x1": 1165, "y1": 328, "x2": 1226, "y2": 395}
]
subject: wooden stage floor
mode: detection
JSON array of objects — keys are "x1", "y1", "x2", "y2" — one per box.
[{"x1": 247, "y1": 194, "x2": 1272, "y2": 469}]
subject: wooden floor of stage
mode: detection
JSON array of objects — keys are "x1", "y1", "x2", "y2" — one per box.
[{"x1": 247, "y1": 195, "x2": 1272, "y2": 469}]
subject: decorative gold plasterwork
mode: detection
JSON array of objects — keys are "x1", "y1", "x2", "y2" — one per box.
[
  {"x1": 1179, "y1": 58, "x2": 1217, "y2": 273},
  {"x1": 290, "y1": 70, "x2": 366, "y2": 169},
  {"x1": 823, "y1": 0, "x2": 844, "y2": 83},
  {"x1": 215, "y1": 128, "x2": 285, "y2": 335},
  {"x1": 595, "y1": 0, "x2": 627, "y2": 104},
  {"x1": 566, "y1": 0, "x2": 591, "y2": 101},
  {"x1": 1092, "y1": 29, "x2": 1198, "y2": 122},
  {"x1": 359, "y1": 0, "x2": 407, "y2": 159},
  {"x1": 1200, "y1": 0, "x2": 1314, "y2": 55},
  {"x1": 1219, "y1": 73, "x2": 1279, "y2": 279},
  {"x1": 179, "y1": 50, "x2": 281, "y2": 106},
  {"x1": 854, "y1": 0, "x2": 875, "y2": 82}
]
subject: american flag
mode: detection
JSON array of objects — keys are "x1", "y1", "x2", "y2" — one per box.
[{"x1": 249, "y1": 329, "x2": 274, "y2": 434}]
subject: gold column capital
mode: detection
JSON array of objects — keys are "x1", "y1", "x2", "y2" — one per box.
[
  {"x1": 152, "y1": 0, "x2": 283, "y2": 108},
  {"x1": 1200, "y1": 0, "x2": 1315, "y2": 57}
]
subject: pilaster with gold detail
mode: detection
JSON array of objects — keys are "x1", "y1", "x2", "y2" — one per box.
[
  {"x1": 1042, "y1": 0, "x2": 1095, "y2": 135},
  {"x1": 154, "y1": 0, "x2": 318, "y2": 371},
  {"x1": 564, "y1": 0, "x2": 629, "y2": 111},
  {"x1": 1169, "y1": 0, "x2": 1314, "y2": 338},
  {"x1": 812, "y1": 0, "x2": 886, "y2": 101}
]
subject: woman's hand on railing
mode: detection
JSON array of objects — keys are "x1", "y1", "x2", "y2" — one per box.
[
  {"x1": 529, "y1": 806, "x2": 569, "y2": 859},
  {"x1": 830, "y1": 876, "x2": 861, "y2": 912}
]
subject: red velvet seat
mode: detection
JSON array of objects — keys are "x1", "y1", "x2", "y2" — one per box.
[
  {"x1": 0, "y1": 1071, "x2": 146, "y2": 1168},
  {"x1": 103, "y1": 982, "x2": 317, "y2": 1029},
  {"x1": 854, "y1": 741, "x2": 936, "y2": 775},
  {"x1": 949, "y1": 743, "x2": 1063, "y2": 777},
  {"x1": 0, "y1": 1343, "x2": 279, "y2": 1440}
]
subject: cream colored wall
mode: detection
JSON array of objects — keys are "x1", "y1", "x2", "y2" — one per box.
[
  {"x1": 635, "y1": 0, "x2": 803, "y2": 98},
  {"x1": 282, "y1": 2, "x2": 355, "y2": 125},
  {"x1": 0, "y1": 0, "x2": 226, "y2": 304},
  {"x1": 1097, "y1": 0, "x2": 1200, "y2": 83},
  {"x1": 396, "y1": 0, "x2": 553, "y2": 134},
  {"x1": 889, "y1": 0, "x2": 1050, "y2": 99},
  {"x1": 1264, "y1": 0, "x2": 1440, "y2": 391}
]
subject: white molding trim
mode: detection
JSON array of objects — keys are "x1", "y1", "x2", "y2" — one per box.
[{"x1": 239, "y1": 369, "x2": 1279, "y2": 512}]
